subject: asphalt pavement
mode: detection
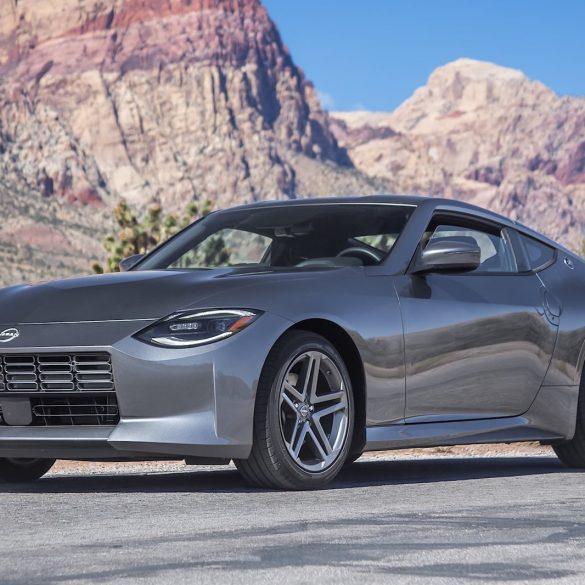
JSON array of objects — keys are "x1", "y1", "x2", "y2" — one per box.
[{"x1": 1, "y1": 455, "x2": 585, "y2": 585}]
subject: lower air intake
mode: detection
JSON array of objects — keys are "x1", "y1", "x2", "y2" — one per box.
[{"x1": 0, "y1": 395, "x2": 120, "y2": 427}]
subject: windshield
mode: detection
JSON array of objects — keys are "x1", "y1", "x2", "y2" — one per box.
[{"x1": 137, "y1": 203, "x2": 414, "y2": 270}]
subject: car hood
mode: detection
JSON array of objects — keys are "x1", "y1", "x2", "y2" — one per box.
[{"x1": 0, "y1": 267, "x2": 328, "y2": 324}]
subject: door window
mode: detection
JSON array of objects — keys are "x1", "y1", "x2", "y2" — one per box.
[{"x1": 425, "y1": 222, "x2": 518, "y2": 274}]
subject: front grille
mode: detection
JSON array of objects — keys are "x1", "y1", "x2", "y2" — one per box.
[
  {"x1": 0, "y1": 353, "x2": 114, "y2": 393},
  {"x1": 0, "y1": 352, "x2": 119, "y2": 426}
]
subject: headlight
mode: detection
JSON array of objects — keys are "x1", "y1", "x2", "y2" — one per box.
[{"x1": 135, "y1": 309, "x2": 262, "y2": 348}]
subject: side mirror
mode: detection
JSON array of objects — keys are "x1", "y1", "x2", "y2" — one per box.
[
  {"x1": 413, "y1": 239, "x2": 481, "y2": 274},
  {"x1": 119, "y1": 254, "x2": 144, "y2": 272}
]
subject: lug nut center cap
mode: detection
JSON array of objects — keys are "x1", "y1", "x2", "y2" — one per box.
[{"x1": 298, "y1": 403, "x2": 311, "y2": 420}]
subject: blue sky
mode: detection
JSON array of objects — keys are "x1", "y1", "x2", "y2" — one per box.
[{"x1": 263, "y1": 0, "x2": 585, "y2": 112}]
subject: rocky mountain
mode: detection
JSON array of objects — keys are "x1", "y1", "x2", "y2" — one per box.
[
  {"x1": 0, "y1": 3, "x2": 583, "y2": 286},
  {"x1": 0, "y1": 0, "x2": 382, "y2": 285},
  {"x1": 331, "y1": 59, "x2": 585, "y2": 247}
]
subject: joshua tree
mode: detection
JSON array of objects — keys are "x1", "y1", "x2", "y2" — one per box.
[{"x1": 92, "y1": 199, "x2": 213, "y2": 273}]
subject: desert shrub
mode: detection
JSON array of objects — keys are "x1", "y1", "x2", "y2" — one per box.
[{"x1": 92, "y1": 199, "x2": 213, "y2": 273}]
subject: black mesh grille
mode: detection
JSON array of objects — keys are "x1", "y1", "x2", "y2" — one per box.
[
  {"x1": 0, "y1": 353, "x2": 114, "y2": 393},
  {"x1": 0, "y1": 395, "x2": 120, "y2": 426}
]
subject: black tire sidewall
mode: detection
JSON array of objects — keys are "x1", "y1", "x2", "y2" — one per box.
[{"x1": 0, "y1": 458, "x2": 56, "y2": 483}]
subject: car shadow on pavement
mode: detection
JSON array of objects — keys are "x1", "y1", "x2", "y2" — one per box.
[{"x1": 0, "y1": 455, "x2": 578, "y2": 494}]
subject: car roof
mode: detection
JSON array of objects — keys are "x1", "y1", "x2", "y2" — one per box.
[
  {"x1": 227, "y1": 194, "x2": 426, "y2": 210},
  {"x1": 221, "y1": 194, "x2": 577, "y2": 258}
]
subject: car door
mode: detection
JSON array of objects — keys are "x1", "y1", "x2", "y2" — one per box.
[{"x1": 394, "y1": 214, "x2": 559, "y2": 422}]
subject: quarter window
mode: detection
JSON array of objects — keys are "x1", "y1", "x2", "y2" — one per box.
[{"x1": 518, "y1": 234, "x2": 556, "y2": 271}]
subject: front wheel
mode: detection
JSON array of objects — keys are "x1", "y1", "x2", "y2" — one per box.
[
  {"x1": 344, "y1": 451, "x2": 363, "y2": 466},
  {"x1": 0, "y1": 458, "x2": 56, "y2": 483},
  {"x1": 236, "y1": 331, "x2": 354, "y2": 489}
]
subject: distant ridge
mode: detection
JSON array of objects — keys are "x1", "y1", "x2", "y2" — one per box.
[{"x1": 331, "y1": 58, "x2": 585, "y2": 247}]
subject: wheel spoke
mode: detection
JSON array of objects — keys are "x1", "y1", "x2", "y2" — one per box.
[
  {"x1": 307, "y1": 353, "x2": 322, "y2": 404},
  {"x1": 283, "y1": 380, "x2": 304, "y2": 403},
  {"x1": 314, "y1": 401, "x2": 346, "y2": 419},
  {"x1": 294, "y1": 358, "x2": 310, "y2": 401},
  {"x1": 280, "y1": 391, "x2": 297, "y2": 412},
  {"x1": 287, "y1": 417, "x2": 302, "y2": 451},
  {"x1": 312, "y1": 390, "x2": 344, "y2": 405},
  {"x1": 310, "y1": 418, "x2": 333, "y2": 458},
  {"x1": 307, "y1": 424, "x2": 330, "y2": 461},
  {"x1": 292, "y1": 422, "x2": 309, "y2": 458}
]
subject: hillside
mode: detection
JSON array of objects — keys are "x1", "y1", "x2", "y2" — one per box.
[{"x1": 0, "y1": 0, "x2": 383, "y2": 285}]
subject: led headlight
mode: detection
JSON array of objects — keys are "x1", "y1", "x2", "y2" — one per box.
[{"x1": 136, "y1": 309, "x2": 262, "y2": 348}]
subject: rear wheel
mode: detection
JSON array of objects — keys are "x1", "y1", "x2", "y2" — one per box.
[
  {"x1": 554, "y1": 373, "x2": 585, "y2": 467},
  {"x1": 0, "y1": 458, "x2": 56, "y2": 483},
  {"x1": 236, "y1": 331, "x2": 354, "y2": 489}
]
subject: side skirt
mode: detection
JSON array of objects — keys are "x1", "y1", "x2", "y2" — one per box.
[{"x1": 365, "y1": 384, "x2": 579, "y2": 452}]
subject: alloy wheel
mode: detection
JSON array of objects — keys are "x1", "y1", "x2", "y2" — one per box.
[{"x1": 278, "y1": 350, "x2": 350, "y2": 472}]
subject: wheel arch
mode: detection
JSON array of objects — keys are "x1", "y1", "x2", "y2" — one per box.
[{"x1": 284, "y1": 318, "x2": 367, "y2": 457}]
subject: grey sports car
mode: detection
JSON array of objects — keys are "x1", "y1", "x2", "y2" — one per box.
[{"x1": 0, "y1": 195, "x2": 584, "y2": 489}]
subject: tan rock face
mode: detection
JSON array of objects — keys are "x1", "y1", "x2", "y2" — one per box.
[
  {"x1": 331, "y1": 59, "x2": 585, "y2": 247},
  {"x1": 0, "y1": 0, "x2": 354, "y2": 208},
  {"x1": 0, "y1": 0, "x2": 383, "y2": 284}
]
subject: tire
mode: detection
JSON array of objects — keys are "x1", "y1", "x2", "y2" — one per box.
[
  {"x1": 343, "y1": 451, "x2": 363, "y2": 466},
  {"x1": 236, "y1": 330, "x2": 354, "y2": 490},
  {"x1": 554, "y1": 377, "x2": 585, "y2": 468},
  {"x1": 0, "y1": 458, "x2": 56, "y2": 483}
]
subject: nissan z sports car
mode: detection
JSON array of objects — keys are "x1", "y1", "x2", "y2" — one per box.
[{"x1": 0, "y1": 196, "x2": 584, "y2": 489}]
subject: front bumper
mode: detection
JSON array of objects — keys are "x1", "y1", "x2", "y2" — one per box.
[{"x1": 0, "y1": 312, "x2": 293, "y2": 460}]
